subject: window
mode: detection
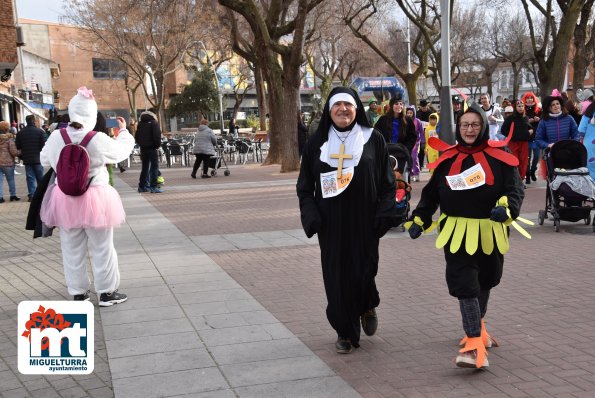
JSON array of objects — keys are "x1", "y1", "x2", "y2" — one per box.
[{"x1": 92, "y1": 58, "x2": 126, "y2": 80}]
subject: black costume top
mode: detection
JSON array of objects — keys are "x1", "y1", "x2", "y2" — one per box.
[
  {"x1": 411, "y1": 104, "x2": 525, "y2": 256},
  {"x1": 296, "y1": 87, "x2": 396, "y2": 346}
]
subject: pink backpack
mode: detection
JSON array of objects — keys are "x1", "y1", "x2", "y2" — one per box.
[{"x1": 56, "y1": 128, "x2": 97, "y2": 196}]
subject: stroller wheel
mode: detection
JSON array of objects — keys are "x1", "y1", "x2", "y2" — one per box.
[
  {"x1": 585, "y1": 213, "x2": 591, "y2": 225},
  {"x1": 538, "y1": 210, "x2": 545, "y2": 226},
  {"x1": 554, "y1": 218, "x2": 560, "y2": 232},
  {"x1": 224, "y1": 170, "x2": 230, "y2": 176},
  {"x1": 211, "y1": 170, "x2": 217, "y2": 176}
]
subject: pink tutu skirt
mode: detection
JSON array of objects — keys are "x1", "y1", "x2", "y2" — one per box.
[{"x1": 41, "y1": 184, "x2": 126, "y2": 229}]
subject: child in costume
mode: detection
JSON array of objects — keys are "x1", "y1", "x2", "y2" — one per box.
[
  {"x1": 407, "y1": 102, "x2": 528, "y2": 368},
  {"x1": 40, "y1": 87, "x2": 135, "y2": 306},
  {"x1": 424, "y1": 113, "x2": 440, "y2": 173}
]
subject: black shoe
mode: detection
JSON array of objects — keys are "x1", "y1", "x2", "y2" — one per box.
[
  {"x1": 10, "y1": 196, "x2": 21, "y2": 202},
  {"x1": 99, "y1": 290, "x2": 128, "y2": 307},
  {"x1": 530, "y1": 170, "x2": 537, "y2": 181},
  {"x1": 525, "y1": 175, "x2": 531, "y2": 184},
  {"x1": 361, "y1": 308, "x2": 378, "y2": 336},
  {"x1": 74, "y1": 291, "x2": 91, "y2": 301},
  {"x1": 191, "y1": 174, "x2": 197, "y2": 179},
  {"x1": 335, "y1": 337, "x2": 352, "y2": 354},
  {"x1": 201, "y1": 174, "x2": 211, "y2": 179},
  {"x1": 138, "y1": 187, "x2": 149, "y2": 193},
  {"x1": 0, "y1": 198, "x2": 4, "y2": 204}
]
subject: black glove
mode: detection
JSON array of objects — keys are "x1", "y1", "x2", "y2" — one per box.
[
  {"x1": 408, "y1": 223, "x2": 423, "y2": 239},
  {"x1": 490, "y1": 206, "x2": 509, "y2": 222}
]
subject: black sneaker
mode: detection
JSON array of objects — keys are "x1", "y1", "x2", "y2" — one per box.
[
  {"x1": 335, "y1": 337, "x2": 352, "y2": 354},
  {"x1": 99, "y1": 290, "x2": 128, "y2": 307},
  {"x1": 361, "y1": 308, "x2": 378, "y2": 336},
  {"x1": 74, "y1": 291, "x2": 91, "y2": 301}
]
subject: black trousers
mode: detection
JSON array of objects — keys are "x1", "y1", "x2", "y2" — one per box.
[
  {"x1": 444, "y1": 248, "x2": 503, "y2": 299},
  {"x1": 192, "y1": 153, "x2": 211, "y2": 176},
  {"x1": 139, "y1": 148, "x2": 159, "y2": 188}
]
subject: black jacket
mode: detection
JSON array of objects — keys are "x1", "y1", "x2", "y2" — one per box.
[
  {"x1": 374, "y1": 115, "x2": 417, "y2": 153},
  {"x1": 135, "y1": 113, "x2": 162, "y2": 149},
  {"x1": 500, "y1": 114, "x2": 533, "y2": 142},
  {"x1": 15, "y1": 123, "x2": 46, "y2": 164}
]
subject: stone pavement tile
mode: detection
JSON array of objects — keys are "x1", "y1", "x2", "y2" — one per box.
[
  {"x1": 168, "y1": 276, "x2": 240, "y2": 292},
  {"x1": 114, "y1": 284, "x2": 172, "y2": 299},
  {"x1": 111, "y1": 368, "x2": 229, "y2": 398},
  {"x1": 1, "y1": 389, "x2": 32, "y2": 398},
  {"x1": 117, "y1": 276, "x2": 165, "y2": 289},
  {"x1": 100, "y1": 305, "x2": 185, "y2": 326},
  {"x1": 105, "y1": 331, "x2": 202, "y2": 358},
  {"x1": 103, "y1": 317, "x2": 195, "y2": 341},
  {"x1": 175, "y1": 288, "x2": 252, "y2": 305},
  {"x1": 87, "y1": 387, "x2": 115, "y2": 398},
  {"x1": 198, "y1": 323, "x2": 293, "y2": 347},
  {"x1": 109, "y1": 348, "x2": 214, "y2": 379},
  {"x1": 202, "y1": 310, "x2": 278, "y2": 329},
  {"x1": 209, "y1": 338, "x2": 313, "y2": 365},
  {"x1": 101, "y1": 294, "x2": 179, "y2": 312},
  {"x1": 168, "y1": 390, "x2": 236, "y2": 398},
  {"x1": 0, "y1": 369, "x2": 24, "y2": 390},
  {"x1": 234, "y1": 376, "x2": 361, "y2": 398},
  {"x1": 56, "y1": 386, "x2": 88, "y2": 398},
  {"x1": 156, "y1": 263, "x2": 222, "y2": 276},
  {"x1": 119, "y1": 268, "x2": 162, "y2": 280},
  {"x1": 29, "y1": 389, "x2": 62, "y2": 398},
  {"x1": 220, "y1": 355, "x2": 335, "y2": 387}
]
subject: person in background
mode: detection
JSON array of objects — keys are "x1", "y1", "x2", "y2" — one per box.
[
  {"x1": 406, "y1": 106, "x2": 424, "y2": 181},
  {"x1": 522, "y1": 92, "x2": 541, "y2": 184},
  {"x1": 40, "y1": 87, "x2": 135, "y2": 306},
  {"x1": 424, "y1": 113, "x2": 440, "y2": 172},
  {"x1": 500, "y1": 101, "x2": 533, "y2": 188},
  {"x1": 298, "y1": 110, "x2": 308, "y2": 156},
  {"x1": 15, "y1": 115, "x2": 46, "y2": 201},
  {"x1": 191, "y1": 118, "x2": 217, "y2": 179},
  {"x1": 375, "y1": 96, "x2": 417, "y2": 154},
  {"x1": 228, "y1": 117, "x2": 238, "y2": 139},
  {"x1": 416, "y1": 99, "x2": 434, "y2": 123},
  {"x1": 366, "y1": 99, "x2": 379, "y2": 126},
  {"x1": 0, "y1": 121, "x2": 21, "y2": 203},
  {"x1": 135, "y1": 109, "x2": 163, "y2": 193},
  {"x1": 479, "y1": 93, "x2": 504, "y2": 141},
  {"x1": 578, "y1": 99, "x2": 595, "y2": 180}
]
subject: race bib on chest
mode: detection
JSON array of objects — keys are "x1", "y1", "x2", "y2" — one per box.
[
  {"x1": 320, "y1": 167, "x2": 354, "y2": 198},
  {"x1": 445, "y1": 163, "x2": 486, "y2": 190}
]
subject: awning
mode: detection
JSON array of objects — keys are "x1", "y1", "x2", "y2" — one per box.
[{"x1": 13, "y1": 96, "x2": 48, "y2": 121}]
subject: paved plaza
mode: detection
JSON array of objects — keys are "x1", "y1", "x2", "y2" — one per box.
[{"x1": 1, "y1": 161, "x2": 594, "y2": 397}]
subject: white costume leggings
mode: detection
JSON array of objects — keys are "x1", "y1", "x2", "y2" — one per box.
[{"x1": 60, "y1": 227, "x2": 120, "y2": 296}]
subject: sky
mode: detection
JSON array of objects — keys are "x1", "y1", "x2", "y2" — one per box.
[{"x1": 16, "y1": 0, "x2": 65, "y2": 23}]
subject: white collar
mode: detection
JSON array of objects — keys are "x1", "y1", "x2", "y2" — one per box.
[{"x1": 319, "y1": 123, "x2": 373, "y2": 168}]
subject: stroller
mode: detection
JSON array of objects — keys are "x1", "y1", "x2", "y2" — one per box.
[
  {"x1": 207, "y1": 139, "x2": 231, "y2": 177},
  {"x1": 538, "y1": 140, "x2": 595, "y2": 232},
  {"x1": 388, "y1": 143, "x2": 412, "y2": 230}
]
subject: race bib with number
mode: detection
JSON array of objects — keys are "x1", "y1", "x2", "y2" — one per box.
[
  {"x1": 320, "y1": 167, "x2": 354, "y2": 198},
  {"x1": 445, "y1": 163, "x2": 486, "y2": 190}
]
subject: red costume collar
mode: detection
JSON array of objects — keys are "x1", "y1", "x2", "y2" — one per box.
[{"x1": 426, "y1": 127, "x2": 518, "y2": 185}]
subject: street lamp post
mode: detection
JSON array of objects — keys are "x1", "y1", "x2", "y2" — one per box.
[
  {"x1": 438, "y1": 0, "x2": 455, "y2": 144},
  {"x1": 196, "y1": 41, "x2": 225, "y2": 134},
  {"x1": 397, "y1": 20, "x2": 412, "y2": 74}
]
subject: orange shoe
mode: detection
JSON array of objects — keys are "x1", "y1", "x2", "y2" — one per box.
[{"x1": 456, "y1": 336, "x2": 489, "y2": 368}]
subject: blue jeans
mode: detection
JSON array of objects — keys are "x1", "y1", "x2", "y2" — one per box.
[
  {"x1": 0, "y1": 166, "x2": 17, "y2": 197},
  {"x1": 139, "y1": 148, "x2": 159, "y2": 189},
  {"x1": 25, "y1": 164, "x2": 44, "y2": 198}
]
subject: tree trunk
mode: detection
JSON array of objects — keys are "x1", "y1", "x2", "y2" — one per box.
[
  {"x1": 403, "y1": 76, "x2": 417, "y2": 107},
  {"x1": 254, "y1": 65, "x2": 268, "y2": 131},
  {"x1": 538, "y1": 0, "x2": 584, "y2": 96},
  {"x1": 571, "y1": 0, "x2": 594, "y2": 91}
]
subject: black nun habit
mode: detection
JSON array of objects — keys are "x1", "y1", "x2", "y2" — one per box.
[{"x1": 296, "y1": 87, "x2": 397, "y2": 348}]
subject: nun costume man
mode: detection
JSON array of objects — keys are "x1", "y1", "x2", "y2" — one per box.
[{"x1": 296, "y1": 87, "x2": 397, "y2": 354}]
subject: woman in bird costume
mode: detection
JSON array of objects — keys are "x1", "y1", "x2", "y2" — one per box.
[{"x1": 406, "y1": 102, "x2": 530, "y2": 368}]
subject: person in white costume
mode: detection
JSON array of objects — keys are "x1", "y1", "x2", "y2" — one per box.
[{"x1": 40, "y1": 87, "x2": 135, "y2": 306}]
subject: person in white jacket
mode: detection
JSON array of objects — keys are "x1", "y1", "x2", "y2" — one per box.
[
  {"x1": 40, "y1": 87, "x2": 135, "y2": 306},
  {"x1": 480, "y1": 93, "x2": 504, "y2": 141}
]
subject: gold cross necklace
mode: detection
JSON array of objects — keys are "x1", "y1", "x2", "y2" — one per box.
[{"x1": 330, "y1": 127, "x2": 353, "y2": 179}]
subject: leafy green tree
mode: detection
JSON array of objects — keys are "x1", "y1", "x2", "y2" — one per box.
[{"x1": 167, "y1": 70, "x2": 219, "y2": 120}]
